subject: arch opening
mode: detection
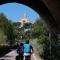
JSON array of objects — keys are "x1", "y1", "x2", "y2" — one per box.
[{"x1": 0, "y1": 1, "x2": 60, "y2": 60}]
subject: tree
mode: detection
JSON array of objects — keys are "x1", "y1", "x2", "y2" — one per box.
[
  {"x1": 0, "y1": 13, "x2": 15, "y2": 45},
  {"x1": 29, "y1": 18, "x2": 50, "y2": 59},
  {"x1": 29, "y1": 18, "x2": 60, "y2": 60}
]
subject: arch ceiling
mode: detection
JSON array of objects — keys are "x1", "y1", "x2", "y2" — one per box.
[{"x1": 0, "y1": 0, "x2": 60, "y2": 33}]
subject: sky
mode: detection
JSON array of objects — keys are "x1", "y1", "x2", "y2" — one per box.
[{"x1": 0, "y1": 2, "x2": 40, "y2": 23}]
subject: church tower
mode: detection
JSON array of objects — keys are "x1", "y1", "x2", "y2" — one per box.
[
  {"x1": 19, "y1": 13, "x2": 29, "y2": 27},
  {"x1": 20, "y1": 13, "x2": 29, "y2": 27}
]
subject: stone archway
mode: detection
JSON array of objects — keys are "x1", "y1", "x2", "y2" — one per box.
[{"x1": 0, "y1": 0, "x2": 60, "y2": 60}]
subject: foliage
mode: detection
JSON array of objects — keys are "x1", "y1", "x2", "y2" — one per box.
[
  {"x1": 0, "y1": 13, "x2": 15, "y2": 45},
  {"x1": 29, "y1": 18, "x2": 50, "y2": 59},
  {"x1": 29, "y1": 18, "x2": 60, "y2": 60},
  {"x1": 13, "y1": 22, "x2": 21, "y2": 27},
  {"x1": 14, "y1": 22, "x2": 32, "y2": 41},
  {"x1": 0, "y1": 29, "x2": 7, "y2": 44}
]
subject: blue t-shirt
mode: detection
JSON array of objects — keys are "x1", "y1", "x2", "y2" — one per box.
[{"x1": 23, "y1": 44, "x2": 32, "y2": 53}]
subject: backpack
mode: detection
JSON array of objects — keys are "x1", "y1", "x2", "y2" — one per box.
[
  {"x1": 18, "y1": 46, "x2": 23, "y2": 54},
  {"x1": 24, "y1": 44, "x2": 32, "y2": 53}
]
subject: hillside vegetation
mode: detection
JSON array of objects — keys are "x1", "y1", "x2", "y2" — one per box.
[{"x1": 0, "y1": 13, "x2": 15, "y2": 45}]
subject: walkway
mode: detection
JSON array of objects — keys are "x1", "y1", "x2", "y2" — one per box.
[{"x1": 0, "y1": 50, "x2": 43, "y2": 60}]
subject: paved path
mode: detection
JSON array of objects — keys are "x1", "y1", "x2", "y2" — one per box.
[
  {"x1": 0, "y1": 50, "x2": 43, "y2": 60},
  {"x1": 0, "y1": 50, "x2": 17, "y2": 60}
]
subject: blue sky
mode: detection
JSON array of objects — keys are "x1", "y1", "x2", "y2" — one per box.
[{"x1": 0, "y1": 3, "x2": 40, "y2": 23}]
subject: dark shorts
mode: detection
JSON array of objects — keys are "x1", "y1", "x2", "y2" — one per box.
[
  {"x1": 24, "y1": 55, "x2": 31, "y2": 60},
  {"x1": 16, "y1": 55, "x2": 20, "y2": 60},
  {"x1": 16, "y1": 54, "x2": 23, "y2": 60}
]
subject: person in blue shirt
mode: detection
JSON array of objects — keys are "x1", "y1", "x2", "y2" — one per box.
[{"x1": 23, "y1": 40, "x2": 33, "y2": 60}]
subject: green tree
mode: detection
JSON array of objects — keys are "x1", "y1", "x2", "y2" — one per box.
[
  {"x1": 29, "y1": 18, "x2": 50, "y2": 59},
  {"x1": 29, "y1": 18, "x2": 60, "y2": 60},
  {"x1": 0, "y1": 13, "x2": 15, "y2": 45}
]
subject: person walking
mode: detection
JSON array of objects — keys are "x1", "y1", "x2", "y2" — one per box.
[
  {"x1": 16, "y1": 40, "x2": 23, "y2": 60},
  {"x1": 23, "y1": 40, "x2": 33, "y2": 60}
]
